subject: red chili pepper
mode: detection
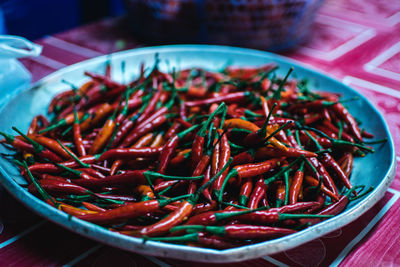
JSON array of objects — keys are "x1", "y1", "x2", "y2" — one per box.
[
  {"x1": 275, "y1": 181, "x2": 286, "y2": 208},
  {"x1": 1, "y1": 131, "x2": 63, "y2": 163},
  {"x1": 25, "y1": 155, "x2": 99, "y2": 174},
  {"x1": 30, "y1": 135, "x2": 77, "y2": 160},
  {"x1": 316, "y1": 125, "x2": 338, "y2": 139},
  {"x1": 89, "y1": 114, "x2": 117, "y2": 154},
  {"x1": 238, "y1": 178, "x2": 253, "y2": 206},
  {"x1": 76, "y1": 195, "x2": 190, "y2": 224},
  {"x1": 157, "y1": 125, "x2": 199, "y2": 174},
  {"x1": 330, "y1": 103, "x2": 363, "y2": 141},
  {"x1": 80, "y1": 103, "x2": 114, "y2": 132},
  {"x1": 306, "y1": 157, "x2": 339, "y2": 197},
  {"x1": 140, "y1": 200, "x2": 194, "y2": 237},
  {"x1": 289, "y1": 161, "x2": 304, "y2": 204},
  {"x1": 248, "y1": 177, "x2": 267, "y2": 209},
  {"x1": 39, "y1": 111, "x2": 86, "y2": 134},
  {"x1": 232, "y1": 149, "x2": 255, "y2": 166},
  {"x1": 28, "y1": 179, "x2": 91, "y2": 196},
  {"x1": 361, "y1": 130, "x2": 374, "y2": 139},
  {"x1": 110, "y1": 132, "x2": 154, "y2": 175},
  {"x1": 304, "y1": 175, "x2": 339, "y2": 201},
  {"x1": 176, "y1": 118, "x2": 192, "y2": 129},
  {"x1": 193, "y1": 232, "x2": 236, "y2": 249},
  {"x1": 254, "y1": 118, "x2": 294, "y2": 128},
  {"x1": 135, "y1": 81, "x2": 162, "y2": 125},
  {"x1": 27, "y1": 117, "x2": 38, "y2": 135},
  {"x1": 120, "y1": 113, "x2": 173, "y2": 148},
  {"x1": 224, "y1": 118, "x2": 287, "y2": 151},
  {"x1": 75, "y1": 168, "x2": 105, "y2": 179},
  {"x1": 303, "y1": 113, "x2": 324, "y2": 125},
  {"x1": 73, "y1": 170, "x2": 202, "y2": 189},
  {"x1": 305, "y1": 195, "x2": 325, "y2": 214},
  {"x1": 38, "y1": 174, "x2": 68, "y2": 182},
  {"x1": 337, "y1": 152, "x2": 353, "y2": 178},
  {"x1": 301, "y1": 186, "x2": 359, "y2": 225},
  {"x1": 73, "y1": 107, "x2": 86, "y2": 157},
  {"x1": 320, "y1": 152, "x2": 354, "y2": 192},
  {"x1": 84, "y1": 71, "x2": 124, "y2": 89},
  {"x1": 185, "y1": 206, "x2": 267, "y2": 226},
  {"x1": 237, "y1": 204, "x2": 328, "y2": 224},
  {"x1": 73, "y1": 170, "x2": 146, "y2": 188},
  {"x1": 188, "y1": 149, "x2": 212, "y2": 195},
  {"x1": 199, "y1": 165, "x2": 213, "y2": 202},
  {"x1": 185, "y1": 92, "x2": 251, "y2": 107},
  {"x1": 169, "y1": 152, "x2": 189, "y2": 167},
  {"x1": 59, "y1": 83, "x2": 100, "y2": 118},
  {"x1": 60, "y1": 203, "x2": 98, "y2": 216},
  {"x1": 82, "y1": 202, "x2": 106, "y2": 212},
  {"x1": 211, "y1": 138, "x2": 221, "y2": 176},
  {"x1": 212, "y1": 128, "x2": 231, "y2": 195},
  {"x1": 233, "y1": 158, "x2": 284, "y2": 182},
  {"x1": 97, "y1": 147, "x2": 162, "y2": 161},
  {"x1": 192, "y1": 201, "x2": 217, "y2": 216},
  {"x1": 165, "y1": 121, "x2": 181, "y2": 141},
  {"x1": 217, "y1": 157, "x2": 283, "y2": 203},
  {"x1": 286, "y1": 99, "x2": 337, "y2": 113},
  {"x1": 154, "y1": 180, "x2": 179, "y2": 192},
  {"x1": 114, "y1": 93, "x2": 144, "y2": 124},
  {"x1": 48, "y1": 89, "x2": 75, "y2": 114},
  {"x1": 179, "y1": 101, "x2": 187, "y2": 121},
  {"x1": 225, "y1": 63, "x2": 276, "y2": 79},
  {"x1": 255, "y1": 146, "x2": 317, "y2": 159},
  {"x1": 110, "y1": 111, "x2": 141, "y2": 148},
  {"x1": 322, "y1": 120, "x2": 354, "y2": 142},
  {"x1": 191, "y1": 104, "x2": 226, "y2": 168},
  {"x1": 172, "y1": 223, "x2": 297, "y2": 240}
]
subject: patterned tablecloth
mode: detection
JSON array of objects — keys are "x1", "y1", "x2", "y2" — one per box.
[{"x1": 1, "y1": 0, "x2": 400, "y2": 266}]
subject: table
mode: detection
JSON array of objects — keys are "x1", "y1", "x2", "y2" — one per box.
[{"x1": 1, "y1": 0, "x2": 400, "y2": 266}]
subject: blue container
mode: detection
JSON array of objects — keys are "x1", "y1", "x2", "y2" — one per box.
[
  {"x1": 1, "y1": 0, "x2": 79, "y2": 39},
  {"x1": 0, "y1": 7, "x2": 5, "y2": 34}
]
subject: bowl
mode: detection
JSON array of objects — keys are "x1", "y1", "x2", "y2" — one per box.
[{"x1": 0, "y1": 45, "x2": 395, "y2": 262}]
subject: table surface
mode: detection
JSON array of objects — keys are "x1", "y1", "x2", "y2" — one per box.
[{"x1": 1, "y1": 0, "x2": 400, "y2": 266}]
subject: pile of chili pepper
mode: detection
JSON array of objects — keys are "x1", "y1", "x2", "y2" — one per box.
[{"x1": 0, "y1": 58, "x2": 382, "y2": 249}]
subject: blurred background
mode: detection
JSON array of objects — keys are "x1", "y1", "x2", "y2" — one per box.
[
  {"x1": 0, "y1": 0, "x2": 125, "y2": 38},
  {"x1": 0, "y1": 0, "x2": 325, "y2": 52}
]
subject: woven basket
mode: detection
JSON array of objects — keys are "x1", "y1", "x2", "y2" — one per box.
[{"x1": 125, "y1": 0, "x2": 324, "y2": 51}]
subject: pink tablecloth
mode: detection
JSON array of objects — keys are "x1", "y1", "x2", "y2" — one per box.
[{"x1": 1, "y1": 0, "x2": 400, "y2": 266}]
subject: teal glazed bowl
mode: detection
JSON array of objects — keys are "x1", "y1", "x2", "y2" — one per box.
[{"x1": 0, "y1": 45, "x2": 395, "y2": 263}]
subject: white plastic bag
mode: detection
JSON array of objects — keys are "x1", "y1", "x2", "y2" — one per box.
[{"x1": 0, "y1": 35, "x2": 42, "y2": 102}]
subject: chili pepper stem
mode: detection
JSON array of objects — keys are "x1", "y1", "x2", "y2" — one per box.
[
  {"x1": 12, "y1": 127, "x2": 43, "y2": 152},
  {"x1": 271, "y1": 67, "x2": 294, "y2": 100},
  {"x1": 193, "y1": 157, "x2": 233, "y2": 203},
  {"x1": 298, "y1": 124, "x2": 374, "y2": 152},
  {"x1": 264, "y1": 121, "x2": 293, "y2": 144},
  {"x1": 214, "y1": 205, "x2": 270, "y2": 221},
  {"x1": 259, "y1": 102, "x2": 277, "y2": 137},
  {"x1": 143, "y1": 233, "x2": 199, "y2": 243},
  {"x1": 56, "y1": 140, "x2": 90, "y2": 168},
  {"x1": 216, "y1": 170, "x2": 237, "y2": 204},
  {"x1": 144, "y1": 171, "x2": 205, "y2": 181},
  {"x1": 22, "y1": 161, "x2": 58, "y2": 207},
  {"x1": 349, "y1": 186, "x2": 374, "y2": 201}
]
